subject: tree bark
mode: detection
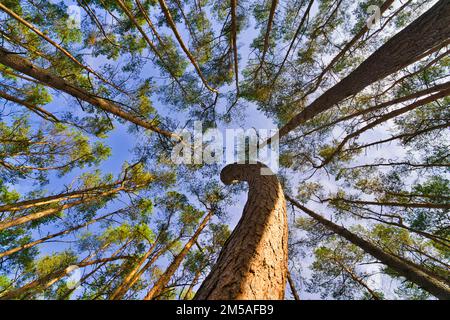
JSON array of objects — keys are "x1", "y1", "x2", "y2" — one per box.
[
  {"x1": 286, "y1": 195, "x2": 450, "y2": 300},
  {"x1": 194, "y1": 163, "x2": 288, "y2": 299}
]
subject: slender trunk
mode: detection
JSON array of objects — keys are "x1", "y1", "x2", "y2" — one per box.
[
  {"x1": 144, "y1": 210, "x2": 214, "y2": 300},
  {"x1": 117, "y1": 0, "x2": 190, "y2": 99},
  {"x1": 319, "y1": 87, "x2": 450, "y2": 167},
  {"x1": 230, "y1": 0, "x2": 239, "y2": 94},
  {"x1": 0, "y1": 181, "x2": 123, "y2": 213},
  {"x1": 0, "y1": 210, "x2": 117, "y2": 259},
  {"x1": 328, "y1": 198, "x2": 450, "y2": 210},
  {"x1": 0, "y1": 187, "x2": 125, "y2": 231},
  {"x1": 258, "y1": 0, "x2": 278, "y2": 68},
  {"x1": 295, "y1": 81, "x2": 450, "y2": 140},
  {"x1": 112, "y1": 236, "x2": 182, "y2": 299},
  {"x1": 157, "y1": 0, "x2": 217, "y2": 93},
  {"x1": 109, "y1": 240, "x2": 159, "y2": 300},
  {"x1": 271, "y1": 0, "x2": 450, "y2": 143},
  {"x1": 272, "y1": 0, "x2": 314, "y2": 84},
  {"x1": 286, "y1": 195, "x2": 450, "y2": 300},
  {"x1": 182, "y1": 266, "x2": 205, "y2": 300},
  {"x1": 0, "y1": 89, "x2": 60, "y2": 122},
  {"x1": 59, "y1": 261, "x2": 106, "y2": 300},
  {"x1": 0, "y1": 47, "x2": 179, "y2": 140},
  {"x1": 287, "y1": 271, "x2": 300, "y2": 300},
  {"x1": 334, "y1": 259, "x2": 381, "y2": 300},
  {"x1": 0, "y1": 256, "x2": 128, "y2": 300},
  {"x1": 0, "y1": 2, "x2": 123, "y2": 93},
  {"x1": 195, "y1": 163, "x2": 288, "y2": 299}
]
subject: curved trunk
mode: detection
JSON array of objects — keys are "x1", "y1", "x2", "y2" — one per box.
[{"x1": 195, "y1": 163, "x2": 288, "y2": 300}]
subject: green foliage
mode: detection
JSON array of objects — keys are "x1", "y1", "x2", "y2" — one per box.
[{"x1": 0, "y1": 0, "x2": 447, "y2": 301}]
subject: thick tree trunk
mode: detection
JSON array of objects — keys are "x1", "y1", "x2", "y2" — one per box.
[
  {"x1": 286, "y1": 195, "x2": 450, "y2": 300},
  {"x1": 194, "y1": 163, "x2": 288, "y2": 299},
  {"x1": 144, "y1": 210, "x2": 214, "y2": 300},
  {"x1": 272, "y1": 0, "x2": 450, "y2": 142}
]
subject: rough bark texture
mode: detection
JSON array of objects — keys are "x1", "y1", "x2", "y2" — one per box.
[
  {"x1": 286, "y1": 195, "x2": 450, "y2": 300},
  {"x1": 194, "y1": 163, "x2": 288, "y2": 300},
  {"x1": 273, "y1": 0, "x2": 450, "y2": 142}
]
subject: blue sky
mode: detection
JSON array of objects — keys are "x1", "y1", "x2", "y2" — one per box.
[{"x1": 3, "y1": 0, "x2": 438, "y2": 299}]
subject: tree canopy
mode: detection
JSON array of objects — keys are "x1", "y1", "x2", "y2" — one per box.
[{"x1": 0, "y1": 0, "x2": 448, "y2": 300}]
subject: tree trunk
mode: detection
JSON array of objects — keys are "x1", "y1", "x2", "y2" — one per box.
[
  {"x1": 194, "y1": 162, "x2": 288, "y2": 299},
  {"x1": 286, "y1": 195, "x2": 450, "y2": 300},
  {"x1": 0, "y1": 47, "x2": 179, "y2": 140},
  {"x1": 182, "y1": 265, "x2": 205, "y2": 299},
  {"x1": 0, "y1": 210, "x2": 116, "y2": 259},
  {"x1": 0, "y1": 186, "x2": 125, "y2": 231},
  {"x1": 333, "y1": 258, "x2": 381, "y2": 300},
  {"x1": 0, "y1": 256, "x2": 128, "y2": 300},
  {"x1": 144, "y1": 210, "x2": 214, "y2": 300},
  {"x1": 273, "y1": 0, "x2": 450, "y2": 142},
  {"x1": 0, "y1": 181, "x2": 123, "y2": 213},
  {"x1": 157, "y1": 0, "x2": 217, "y2": 93},
  {"x1": 287, "y1": 271, "x2": 300, "y2": 300},
  {"x1": 230, "y1": 0, "x2": 239, "y2": 94},
  {"x1": 258, "y1": 0, "x2": 278, "y2": 70},
  {"x1": 109, "y1": 240, "x2": 159, "y2": 300}
]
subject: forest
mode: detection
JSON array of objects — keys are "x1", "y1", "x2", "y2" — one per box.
[{"x1": 0, "y1": 0, "x2": 448, "y2": 300}]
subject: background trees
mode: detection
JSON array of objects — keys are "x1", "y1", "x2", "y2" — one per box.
[{"x1": 0, "y1": 0, "x2": 448, "y2": 299}]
